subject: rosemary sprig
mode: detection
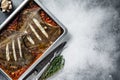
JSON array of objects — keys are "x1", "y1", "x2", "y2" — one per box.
[{"x1": 40, "y1": 55, "x2": 65, "y2": 80}]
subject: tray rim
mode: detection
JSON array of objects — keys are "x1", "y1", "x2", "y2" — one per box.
[
  {"x1": 0, "y1": 0, "x2": 30, "y2": 30},
  {"x1": 0, "y1": 69, "x2": 12, "y2": 80}
]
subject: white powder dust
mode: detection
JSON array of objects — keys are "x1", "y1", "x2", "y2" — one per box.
[{"x1": 41, "y1": 0, "x2": 120, "y2": 80}]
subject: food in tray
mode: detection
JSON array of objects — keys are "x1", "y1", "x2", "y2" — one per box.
[
  {"x1": 0, "y1": 1, "x2": 63, "y2": 80},
  {"x1": 0, "y1": 0, "x2": 13, "y2": 12}
]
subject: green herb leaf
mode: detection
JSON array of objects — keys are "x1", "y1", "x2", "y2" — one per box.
[{"x1": 40, "y1": 55, "x2": 65, "y2": 80}]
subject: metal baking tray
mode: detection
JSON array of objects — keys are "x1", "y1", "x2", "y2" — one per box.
[{"x1": 0, "y1": 0, "x2": 68, "y2": 80}]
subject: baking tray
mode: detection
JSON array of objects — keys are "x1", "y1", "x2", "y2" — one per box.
[{"x1": 0, "y1": 0, "x2": 67, "y2": 80}]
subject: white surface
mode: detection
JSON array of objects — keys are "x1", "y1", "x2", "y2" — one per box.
[{"x1": 41, "y1": 0, "x2": 120, "y2": 80}]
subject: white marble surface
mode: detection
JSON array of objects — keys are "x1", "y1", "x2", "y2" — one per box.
[{"x1": 41, "y1": 0, "x2": 120, "y2": 80}]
